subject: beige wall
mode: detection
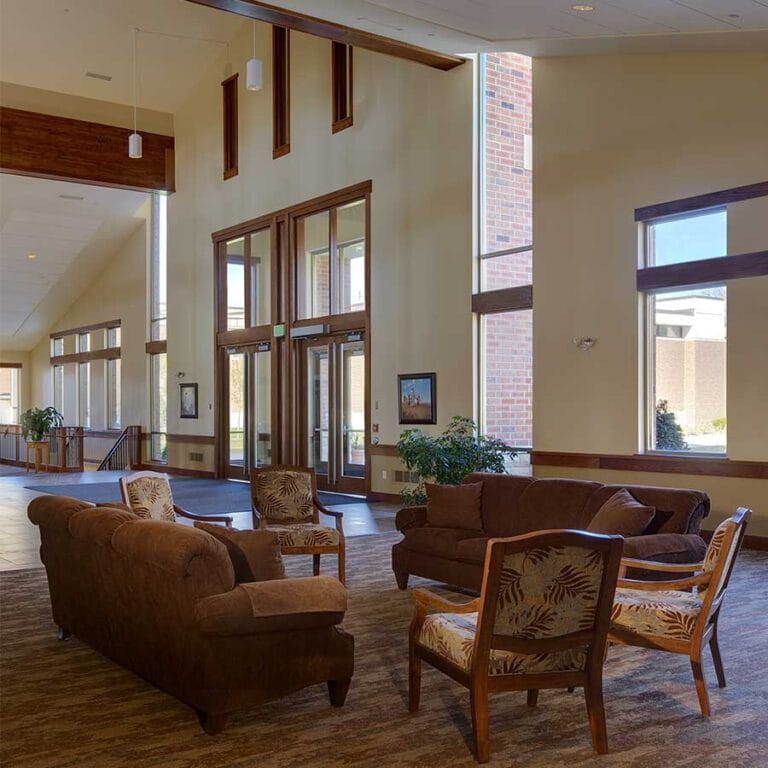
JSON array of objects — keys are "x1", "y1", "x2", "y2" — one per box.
[
  {"x1": 533, "y1": 52, "x2": 768, "y2": 535},
  {"x1": 168, "y1": 27, "x2": 473, "y2": 482},
  {"x1": 0, "y1": 351, "x2": 30, "y2": 421}
]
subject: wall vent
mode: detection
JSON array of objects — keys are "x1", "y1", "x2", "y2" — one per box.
[
  {"x1": 85, "y1": 71, "x2": 113, "y2": 81},
  {"x1": 394, "y1": 470, "x2": 420, "y2": 484},
  {"x1": 189, "y1": 452, "x2": 204, "y2": 463}
]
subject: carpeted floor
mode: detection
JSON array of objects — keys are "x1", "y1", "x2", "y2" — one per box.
[
  {"x1": 24, "y1": 478, "x2": 364, "y2": 512},
  {"x1": 1, "y1": 534, "x2": 767, "y2": 768}
]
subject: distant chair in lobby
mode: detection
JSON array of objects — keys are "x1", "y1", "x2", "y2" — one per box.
[
  {"x1": 609, "y1": 507, "x2": 751, "y2": 718},
  {"x1": 119, "y1": 471, "x2": 233, "y2": 528},
  {"x1": 250, "y1": 465, "x2": 345, "y2": 584},
  {"x1": 408, "y1": 529, "x2": 623, "y2": 763}
]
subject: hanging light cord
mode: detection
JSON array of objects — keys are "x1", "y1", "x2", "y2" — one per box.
[
  {"x1": 132, "y1": 27, "x2": 138, "y2": 134},
  {"x1": 252, "y1": 19, "x2": 256, "y2": 58}
]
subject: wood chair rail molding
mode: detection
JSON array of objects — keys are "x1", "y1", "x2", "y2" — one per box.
[
  {"x1": 531, "y1": 451, "x2": 768, "y2": 480},
  {"x1": 0, "y1": 108, "x2": 175, "y2": 193},
  {"x1": 185, "y1": 0, "x2": 465, "y2": 71}
]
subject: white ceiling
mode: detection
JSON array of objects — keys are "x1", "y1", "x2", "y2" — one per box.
[
  {"x1": 0, "y1": 0, "x2": 245, "y2": 112},
  {"x1": 0, "y1": 175, "x2": 148, "y2": 352}
]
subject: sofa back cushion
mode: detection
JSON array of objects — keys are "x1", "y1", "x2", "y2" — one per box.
[
  {"x1": 586, "y1": 488, "x2": 655, "y2": 536},
  {"x1": 464, "y1": 473, "x2": 535, "y2": 537},
  {"x1": 426, "y1": 482, "x2": 484, "y2": 530},
  {"x1": 513, "y1": 478, "x2": 602, "y2": 536},
  {"x1": 584, "y1": 484, "x2": 709, "y2": 535}
]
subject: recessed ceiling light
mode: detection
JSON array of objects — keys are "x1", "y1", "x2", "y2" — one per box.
[
  {"x1": 85, "y1": 71, "x2": 112, "y2": 82},
  {"x1": 571, "y1": 4, "x2": 595, "y2": 10},
  {"x1": 728, "y1": 13, "x2": 740, "y2": 18},
  {"x1": 27, "y1": 253, "x2": 37, "y2": 260},
  {"x1": 59, "y1": 193, "x2": 84, "y2": 200}
]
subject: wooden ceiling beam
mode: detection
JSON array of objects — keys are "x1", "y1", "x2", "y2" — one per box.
[{"x1": 186, "y1": 0, "x2": 465, "y2": 71}]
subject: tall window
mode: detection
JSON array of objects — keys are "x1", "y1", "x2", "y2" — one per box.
[
  {"x1": 475, "y1": 53, "x2": 533, "y2": 456},
  {"x1": 53, "y1": 365, "x2": 64, "y2": 415},
  {"x1": 0, "y1": 366, "x2": 21, "y2": 424},
  {"x1": 107, "y1": 358, "x2": 121, "y2": 430},
  {"x1": 150, "y1": 353, "x2": 167, "y2": 462},
  {"x1": 151, "y1": 194, "x2": 167, "y2": 341},
  {"x1": 78, "y1": 362, "x2": 91, "y2": 428},
  {"x1": 224, "y1": 228, "x2": 272, "y2": 330},
  {"x1": 641, "y1": 209, "x2": 727, "y2": 454}
]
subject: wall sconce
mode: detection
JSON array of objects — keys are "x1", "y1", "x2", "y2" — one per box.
[{"x1": 573, "y1": 337, "x2": 597, "y2": 351}]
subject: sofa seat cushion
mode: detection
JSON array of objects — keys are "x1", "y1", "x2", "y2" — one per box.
[
  {"x1": 426, "y1": 482, "x2": 483, "y2": 530},
  {"x1": 266, "y1": 523, "x2": 340, "y2": 548},
  {"x1": 587, "y1": 488, "x2": 655, "y2": 536},
  {"x1": 611, "y1": 587, "x2": 702, "y2": 641},
  {"x1": 417, "y1": 612, "x2": 586, "y2": 676},
  {"x1": 402, "y1": 527, "x2": 486, "y2": 560},
  {"x1": 455, "y1": 537, "x2": 490, "y2": 565}
]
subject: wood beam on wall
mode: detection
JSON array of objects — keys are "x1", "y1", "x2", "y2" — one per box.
[
  {"x1": 185, "y1": 0, "x2": 465, "y2": 71},
  {"x1": 0, "y1": 107, "x2": 175, "y2": 193}
]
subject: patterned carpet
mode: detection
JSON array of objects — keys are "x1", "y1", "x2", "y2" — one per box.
[{"x1": 1, "y1": 533, "x2": 767, "y2": 768}]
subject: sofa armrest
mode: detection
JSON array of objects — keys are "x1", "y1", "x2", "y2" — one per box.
[
  {"x1": 396, "y1": 505, "x2": 427, "y2": 532},
  {"x1": 195, "y1": 576, "x2": 347, "y2": 636}
]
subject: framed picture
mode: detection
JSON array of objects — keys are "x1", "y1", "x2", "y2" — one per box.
[
  {"x1": 179, "y1": 383, "x2": 198, "y2": 419},
  {"x1": 398, "y1": 373, "x2": 437, "y2": 425}
]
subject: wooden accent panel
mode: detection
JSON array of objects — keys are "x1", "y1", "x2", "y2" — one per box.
[
  {"x1": 331, "y1": 42, "x2": 353, "y2": 133},
  {"x1": 369, "y1": 443, "x2": 399, "y2": 457},
  {"x1": 635, "y1": 180, "x2": 768, "y2": 221},
  {"x1": 50, "y1": 347, "x2": 120, "y2": 365},
  {"x1": 637, "y1": 251, "x2": 768, "y2": 292},
  {"x1": 145, "y1": 340, "x2": 167, "y2": 355},
  {"x1": 531, "y1": 451, "x2": 768, "y2": 480},
  {"x1": 0, "y1": 362, "x2": 22, "y2": 369},
  {"x1": 185, "y1": 0, "x2": 464, "y2": 71},
  {"x1": 472, "y1": 285, "x2": 533, "y2": 314},
  {"x1": 272, "y1": 26, "x2": 290, "y2": 159},
  {"x1": 50, "y1": 319, "x2": 120, "y2": 339},
  {"x1": 222, "y1": 74, "x2": 239, "y2": 179},
  {"x1": 166, "y1": 434, "x2": 216, "y2": 445},
  {"x1": 0, "y1": 108, "x2": 174, "y2": 193}
]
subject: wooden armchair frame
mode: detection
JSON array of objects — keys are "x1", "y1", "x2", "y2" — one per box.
[
  {"x1": 250, "y1": 465, "x2": 345, "y2": 584},
  {"x1": 409, "y1": 529, "x2": 624, "y2": 763},
  {"x1": 119, "y1": 471, "x2": 233, "y2": 527},
  {"x1": 608, "y1": 507, "x2": 751, "y2": 718}
]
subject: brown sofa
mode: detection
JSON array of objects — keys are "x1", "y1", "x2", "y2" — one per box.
[
  {"x1": 392, "y1": 473, "x2": 709, "y2": 592},
  {"x1": 29, "y1": 495, "x2": 354, "y2": 734}
]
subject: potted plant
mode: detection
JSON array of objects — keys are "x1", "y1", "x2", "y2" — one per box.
[
  {"x1": 20, "y1": 406, "x2": 64, "y2": 443},
  {"x1": 396, "y1": 416, "x2": 516, "y2": 505}
]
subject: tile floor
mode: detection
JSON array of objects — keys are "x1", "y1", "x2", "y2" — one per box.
[{"x1": 0, "y1": 467, "x2": 399, "y2": 572}]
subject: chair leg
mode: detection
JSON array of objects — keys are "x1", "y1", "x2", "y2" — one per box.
[
  {"x1": 526, "y1": 689, "x2": 539, "y2": 707},
  {"x1": 690, "y1": 654, "x2": 711, "y2": 718},
  {"x1": 470, "y1": 682, "x2": 491, "y2": 763},
  {"x1": 313, "y1": 554, "x2": 321, "y2": 577},
  {"x1": 337, "y1": 542, "x2": 346, "y2": 585},
  {"x1": 328, "y1": 679, "x2": 351, "y2": 707},
  {"x1": 584, "y1": 681, "x2": 609, "y2": 754},
  {"x1": 709, "y1": 626, "x2": 726, "y2": 689},
  {"x1": 394, "y1": 570, "x2": 409, "y2": 590},
  {"x1": 57, "y1": 626, "x2": 71, "y2": 641},
  {"x1": 408, "y1": 645, "x2": 421, "y2": 712},
  {"x1": 197, "y1": 710, "x2": 228, "y2": 735}
]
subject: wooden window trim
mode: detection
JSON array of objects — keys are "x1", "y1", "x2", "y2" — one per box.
[
  {"x1": 50, "y1": 347, "x2": 120, "y2": 365},
  {"x1": 222, "y1": 73, "x2": 239, "y2": 180},
  {"x1": 472, "y1": 285, "x2": 532, "y2": 314},
  {"x1": 331, "y1": 42, "x2": 353, "y2": 133},
  {"x1": 0, "y1": 362, "x2": 22, "y2": 369},
  {"x1": 145, "y1": 340, "x2": 167, "y2": 355},
  {"x1": 50, "y1": 319, "x2": 120, "y2": 339},
  {"x1": 635, "y1": 180, "x2": 768, "y2": 222},
  {"x1": 273, "y1": 26, "x2": 290, "y2": 159}
]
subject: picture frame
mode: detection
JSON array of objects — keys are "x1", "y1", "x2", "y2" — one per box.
[
  {"x1": 179, "y1": 383, "x2": 199, "y2": 419},
  {"x1": 398, "y1": 373, "x2": 437, "y2": 425}
]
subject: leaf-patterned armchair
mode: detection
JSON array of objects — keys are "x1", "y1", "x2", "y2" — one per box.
[
  {"x1": 409, "y1": 529, "x2": 623, "y2": 763},
  {"x1": 250, "y1": 465, "x2": 345, "y2": 584},
  {"x1": 609, "y1": 507, "x2": 751, "y2": 718},
  {"x1": 119, "y1": 471, "x2": 233, "y2": 528}
]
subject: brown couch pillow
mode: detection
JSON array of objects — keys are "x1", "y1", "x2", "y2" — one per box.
[
  {"x1": 194, "y1": 523, "x2": 286, "y2": 583},
  {"x1": 426, "y1": 482, "x2": 483, "y2": 530},
  {"x1": 587, "y1": 488, "x2": 655, "y2": 536}
]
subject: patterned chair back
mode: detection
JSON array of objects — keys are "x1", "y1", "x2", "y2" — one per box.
[
  {"x1": 474, "y1": 530, "x2": 623, "y2": 671},
  {"x1": 119, "y1": 471, "x2": 176, "y2": 522},
  {"x1": 250, "y1": 466, "x2": 316, "y2": 524},
  {"x1": 698, "y1": 508, "x2": 750, "y2": 606}
]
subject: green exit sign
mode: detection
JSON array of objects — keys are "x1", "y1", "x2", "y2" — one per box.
[{"x1": 273, "y1": 323, "x2": 286, "y2": 338}]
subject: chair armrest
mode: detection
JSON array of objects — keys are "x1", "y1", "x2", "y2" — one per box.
[
  {"x1": 175, "y1": 504, "x2": 233, "y2": 529},
  {"x1": 195, "y1": 576, "x2": 347, "y2": 636},
  {"x1": 313, "y1": 497, "x2": 345, "y2": 534},
  {"x1": 618, "y1": 572, "x2": 711, "y2": 592},
  {"x1": 396, "y1": 505, "x2": 427, "y2": 532},
  {"x1": 412, "y1": 588, "x2": 480, "y2": 614},
  {"x1": 620, "y1": 557, "x2": 704, "y2": 573}
]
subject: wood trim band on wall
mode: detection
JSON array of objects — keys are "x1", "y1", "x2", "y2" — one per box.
[
  {"x1": 331, "y1": 42, "x2": 353, "y2": 133},
  {"x1": 0, "y1": 108, "x2": 174, "y2": 193},
  {"x1": 134, "y1": 462, "x2": 215, "y2": 479},
  {"x1": 635, "y1": 180, "x2": 768, "y2": 221},
  {"x1": 50, "y1": 319, "x2": 121, "y2": 339},
  {"x1": 472, "y1": 285, "x2": 533, "y2": 314},
  {"x1": 166, "y1": 434, "x2": 216, "y2": 445},
  {"x1": 145, "y1": 340, "x2": 168, "y2": 355},
  {"x1": 185, "y1": 0, "x2": 465, "y2": 71},
  {"x1": 637, "y1": 251, "x2": 768, "y2": 292},
  {"x1": 272, "y1": 26, "x2": 290, "y2": 159},
  {"x1": 0, "y1": 362, "x2": 22, "y2": 368},
  {"x1": 222, "y1": 73, "x2": 239, "y2": 179},
  {"x1": 531, "y1": 451, "x2": 768, "y2": 480},
  {"x1": 701, "y1": 529, "x2": 768, "y2": 552},
  {"x1": 50, "y1": 347, "x2": 121, "y2": 365},
  {"x1": 369, "y1": 443, "x2": 399, "y2": 457}
]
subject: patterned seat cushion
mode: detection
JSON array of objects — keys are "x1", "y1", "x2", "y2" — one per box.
[
  {"x1": 611, "y1": 587, "x2": 702, "y2": 641},
  {"x1": 124, "y1": 477, "x2": 175, "y2": 522},
  {"x1": 266, "y1": 523, "x2": 340, "y2": 548},
  {"x1": 417, "y1": 612, "x2": 586, "y2": 676}
]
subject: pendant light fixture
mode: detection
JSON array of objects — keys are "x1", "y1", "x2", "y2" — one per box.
[
  {"x1": 128, "y1": 27, "x2": 143, "y2": 159},
  {"x1": 246, "y1": 20, "x2": 263, "y2": 91}
]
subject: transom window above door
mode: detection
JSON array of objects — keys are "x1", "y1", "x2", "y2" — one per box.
[{"x1": 224, "y1": 228, "x2": 272, "y2": 331}]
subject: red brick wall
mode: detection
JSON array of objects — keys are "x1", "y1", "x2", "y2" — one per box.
[{"x1": 481, "y1": 53, "x2": 533, "y2": 447}]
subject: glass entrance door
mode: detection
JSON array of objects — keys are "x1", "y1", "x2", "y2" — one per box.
[
  {"x1": 301, "y1": 333, "x2": 366, "y2": 494},
  {"x1": 224, "y1": 344, "x2": 273, "y2": 479}
]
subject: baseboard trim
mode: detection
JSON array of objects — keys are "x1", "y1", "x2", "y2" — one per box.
[{"x1": 367, "y1": 491, "x2": 402, "y2": 504}]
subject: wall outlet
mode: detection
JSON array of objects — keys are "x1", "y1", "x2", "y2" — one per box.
[
  {"x1": 381, "y1": 469, "x2": 387, "y2": 480},
  {"x1": 189, "y1": 452, "x2": 204, "y2": 463}
]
